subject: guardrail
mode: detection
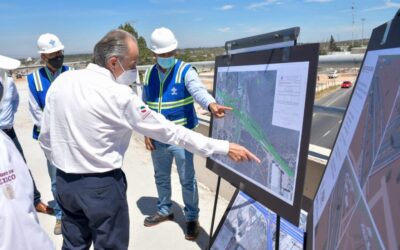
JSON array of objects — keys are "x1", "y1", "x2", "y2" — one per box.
[
  {"x1": 137, "y1": 54, "x2": 363, "y2": 72},
  {"x1": 16, "y1": 53, "x2": 363, "y2": 72}
]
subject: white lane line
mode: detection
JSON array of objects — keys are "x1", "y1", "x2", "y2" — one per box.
[
  {"x1": 338, "y1": 119, "x2": 342, "y2": 124},
  {"x1": 313, "y1": 113, "x2": 316, "y2": 117},
  {"x1": 324, "y1": 90, "x2": 348, "y2": 106},
  {"x1": 322, "y1": 130, "x2": 331, "y2": 137}
]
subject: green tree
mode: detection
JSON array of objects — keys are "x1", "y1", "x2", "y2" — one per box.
[
  {"x1": 118, "y1": 23, "x2": 138, "y2": 38},
  {"x1": 118, "y1": 22, "x2": 153, "y2": 65},
  {"x1": 328, "y1": 35, "x2": 341, "y2": 52}
]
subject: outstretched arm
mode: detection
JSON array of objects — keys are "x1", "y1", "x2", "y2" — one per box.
[{"x1": 124, "y1": 94, "x2": 260, "y2": 163}]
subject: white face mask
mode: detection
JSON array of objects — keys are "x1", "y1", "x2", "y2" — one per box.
[{"x1": 116, "y1": 60, "x2": 137, "y2": 86}]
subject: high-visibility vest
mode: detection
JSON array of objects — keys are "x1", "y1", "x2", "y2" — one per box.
[
  {"x1": 27, "y1": 65, "x2": 73, "y2": 139},
  {"x1": 143, "y1": 60, "x2": 198, "y2": 129}
]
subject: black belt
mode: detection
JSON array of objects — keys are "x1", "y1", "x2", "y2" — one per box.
[{"x1": 56, "y1": 168, "x2": 123, "y2": 179}]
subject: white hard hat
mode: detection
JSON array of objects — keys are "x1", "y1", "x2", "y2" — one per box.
[
  {"x1": 0, "y1": 55, "x2": 21, "y2": 70},
  {"x1": 0, "y1": 55, "x2": 20, "y2": 105},
  {"x1": 150, "y1": 27, "x2": 178, "y2": 54},
  {"x1": 37, "y1": 33, "x2": 64, "y2": 54}
]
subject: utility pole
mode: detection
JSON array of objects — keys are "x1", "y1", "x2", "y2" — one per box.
[
  {"x1": 361, "y1": 18, "x2": 366, "y2": 47},
  {"x1": 352, "y1": 0, "x2": 355, "y2": 47}
]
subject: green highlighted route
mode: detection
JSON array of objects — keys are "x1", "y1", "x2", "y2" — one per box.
[{"x1": 217, "y1": 88, "x2": 294, "y2": 177}]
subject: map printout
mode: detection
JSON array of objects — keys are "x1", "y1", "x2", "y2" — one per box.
[
  {"x1": 313, "y1": 47, "x2": 400, "y2": 250},
  {"x1": 211, "y1": 191, "x2": 307, "y2": 250},
  {"x1": 211, "y1": 62, "x2": 309, "y2": 205}
]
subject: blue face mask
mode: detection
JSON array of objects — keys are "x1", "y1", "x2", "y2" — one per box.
[{"x1": 157, "y1": 56, "x2": 175, "y2": 69}]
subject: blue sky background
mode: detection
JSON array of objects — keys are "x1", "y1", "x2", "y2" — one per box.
[{"x1": 0, "y1": 0, "x2": 399, "y2": 58}]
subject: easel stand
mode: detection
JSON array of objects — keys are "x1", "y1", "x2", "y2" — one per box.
[
  {"x1": 207, "y1": 27, "x2": 304, "y2": 250},
  {"x1": 207, "y1": 176, "x2": 221, "y2": 249}
]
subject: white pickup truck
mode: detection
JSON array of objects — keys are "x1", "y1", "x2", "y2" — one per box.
[{"x1": 328, "y1": 70, "x2": 338, "y2": 79}]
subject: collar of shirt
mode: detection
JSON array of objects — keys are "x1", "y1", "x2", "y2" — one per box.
[
  {"x1": 156, "y1": 64, "x2": 175, "y2": 82},
  {"x1": 44, "y1": 66, "x2": 62, "y2": 82},
  {"x1": 86, "y1": 63, "x2": 116, "y2": 80}
]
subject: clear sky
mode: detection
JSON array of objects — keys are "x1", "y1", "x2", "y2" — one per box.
[{"x1": 0, "y1": 0, "x2": 399, "y2": 58}]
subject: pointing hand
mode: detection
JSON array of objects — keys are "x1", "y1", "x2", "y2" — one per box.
[
  {"x1": 209, "y1": 103, "x2": 233, "y2": 118},
  {"x1": 227, "y1": 143, "x2": 261, "y2": 163}
]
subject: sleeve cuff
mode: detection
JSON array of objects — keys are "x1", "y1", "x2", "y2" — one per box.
[
  {"x1": 212, "y1": 139, "x2": 230, "y2": 155},
  {"x1": 206, "y1": 101, "x2": 216, "y2": 112}
]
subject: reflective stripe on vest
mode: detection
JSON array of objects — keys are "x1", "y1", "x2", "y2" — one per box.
[
  {"x1": 174, "y1": 62, "x2": 189, "y2": 83},
  {"x1": 147, "y1": 96, "x2": 194, "y2": 110},
  {"x1": 173, "y1": 117, "x2": 187, "y2": 126},
  {"x1": 143, "y1": 62, "x2": 189, "y2": 85},
  {"x1": 143, "y1": 60, "x2": 198, "y2": 129},
  {"x1": 143, "y1": 65, "x2": 155, "y2": 86},
  {"x1": 32, "y1": 66, "x2": 73, "y2": 92},
  {"x1": 32, "y1": 70, "x2": 43, "y2": 92}
]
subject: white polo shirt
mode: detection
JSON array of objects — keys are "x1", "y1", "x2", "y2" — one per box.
[
  {"x1": 0, "y1": 131, "x2": 54, "y2": 250},
  {"x1": 38, "y1": 63, "x2": 229, "y2": 174}
]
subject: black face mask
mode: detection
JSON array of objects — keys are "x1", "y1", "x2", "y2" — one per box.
[{"x1": 47, "y1": 55, "x2": 64, "y2": 70}]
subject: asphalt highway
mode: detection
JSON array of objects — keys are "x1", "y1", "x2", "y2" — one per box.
[{"x1": 310, "y1": 86, "x2": 353, "y2": 149}]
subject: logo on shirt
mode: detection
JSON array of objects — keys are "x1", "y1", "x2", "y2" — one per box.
[
  {"x1": 139, "y1": 105, "x2": 151, "y2": 120},
  {"x1": 171, "y1": 87, "x2": 178, "y2": 96},
  {"x1": 1, "y1": 169, "x2": 16, "y2": 200},
  {"x1": 3, "y1": 184, "x2": 15, "y2": 200}
]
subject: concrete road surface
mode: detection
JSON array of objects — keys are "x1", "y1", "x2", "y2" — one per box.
[{"x1": 12, "y1": 79, "x2": 229, "y2": 250}]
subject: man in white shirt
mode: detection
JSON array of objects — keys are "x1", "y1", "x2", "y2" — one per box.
[
  {"x1": 38, "y1": 29, "x2": 259, "y2": 249},
  {"x1": 0, "y1": 70, "x2": 53, "y2": 218},
  {"x1": 0, "y1": 54, "x2": 54, "y2": 250}
]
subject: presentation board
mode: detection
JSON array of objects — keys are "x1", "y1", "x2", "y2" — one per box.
[
  {"x1": 207, "y1": 44, "x2": 319, "y2": 225},
  {"x1": 313, "y1": 14, "x2": 400, "y2": 250},
  {"x1": 279, "y1": 212, "x2": 307, "y2": 250},
  {"x1": 210, "y1": 191, "x2": 307, "y2": 250}
]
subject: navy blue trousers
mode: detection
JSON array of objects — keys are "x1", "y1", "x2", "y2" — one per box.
[{"x1": 56, "y1": 168, "x2": 129, "y2": 250}]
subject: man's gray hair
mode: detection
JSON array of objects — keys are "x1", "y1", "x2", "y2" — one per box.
[{"x1": 93, "y1": 29, "x2": 137, "y2": 68}]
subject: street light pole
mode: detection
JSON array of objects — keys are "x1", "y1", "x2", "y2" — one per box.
[
  {"x1": 361, "y1": 18, "x2": 366, "y2": 47},
  {"x1": 352, "y1": 0, "x2": 355, "y2": 47}
]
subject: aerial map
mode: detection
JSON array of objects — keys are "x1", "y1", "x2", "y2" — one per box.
[
  {"x1": 211, "y1": 192, "x2": 275, "y2": 250},
  {"x1": 210, "y1": 62, "x2": 310, "y2": 205},
  {"x1": 279, "y1": 211, "x2": 307, "y2": 250},
  {"x1": 313, "y1": 48, "x2": 400, "y2": 249},
  {"x1": 211, "y1": 191, "x2": 307, "y2": 250}
]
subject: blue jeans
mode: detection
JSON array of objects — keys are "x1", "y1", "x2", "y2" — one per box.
[
  {"x1": 151, "y1": 140, "x2": 199, "y2": 221},
  {"x1": 47, "y1": 160, "x2": 62, "y2": 219}
]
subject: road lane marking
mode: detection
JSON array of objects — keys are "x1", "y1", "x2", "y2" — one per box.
[
  {"x1": 324, "y1": 89, "x2": 349, "y2": 107},
  {"x1": 322, "y1": 130, "x2": 331, "y2": 137},
  {"x1": 338, "y1": 119, "x2": 342, "y2": 124}
]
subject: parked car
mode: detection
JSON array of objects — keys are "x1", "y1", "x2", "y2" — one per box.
[
  {"x1": 341, "y1": 81, "x2": 352, "y2": 88},
  {"x1": 328, "y1": 70, "x2": 338, "y2": 79}
]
